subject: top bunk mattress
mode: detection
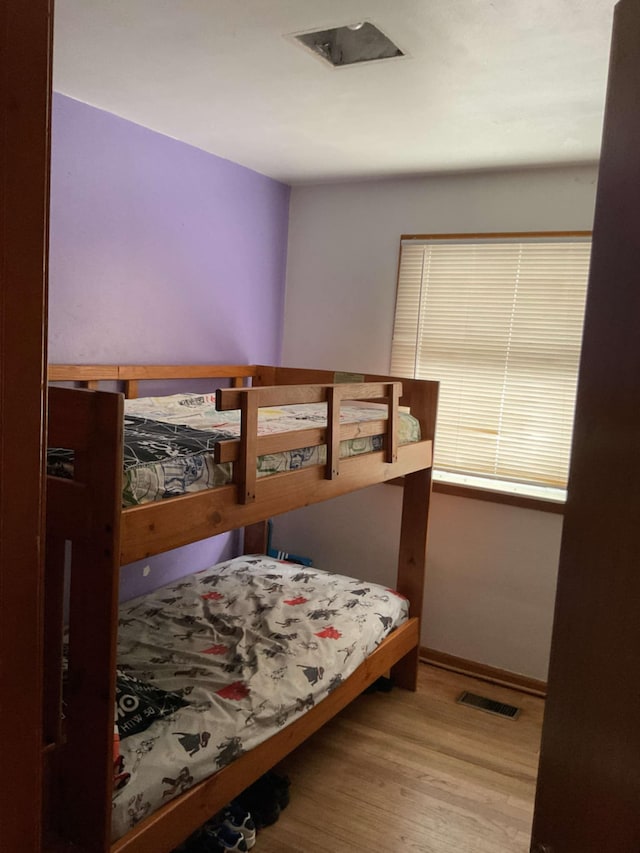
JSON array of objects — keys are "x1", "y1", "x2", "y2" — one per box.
[{"x1": 48, "y1": 392, "x2": 421, "y2": 507}]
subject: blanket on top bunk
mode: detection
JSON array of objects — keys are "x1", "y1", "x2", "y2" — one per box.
[
  {"x1": 112, "y1": 555, "x2": 408, "y2": 840},
  {"x1": 48, "y1": 392, "x2": 421, "y2": 507}
]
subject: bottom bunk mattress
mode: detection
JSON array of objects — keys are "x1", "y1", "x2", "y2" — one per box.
[{"x1": 113, "y1": 555, "x2": 409, "y2": 841}]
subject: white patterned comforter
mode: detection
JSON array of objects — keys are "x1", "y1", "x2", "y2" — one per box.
[{"x1": 113, "y1": 555, "x2": 408, "y2": 840}]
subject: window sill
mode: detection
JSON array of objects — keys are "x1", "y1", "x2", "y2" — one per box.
[
  {"x1": 431, "y1": 479, "x2": 565, "y2": 514},
  {"x1": 387, "y1": 471, "x2": 566, "y2": 515}
]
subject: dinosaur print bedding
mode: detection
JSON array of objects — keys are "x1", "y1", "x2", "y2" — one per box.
[
  {"x1": 112, "y1": 554, "x2": 409, "y2": 840},
  {"x1": 47, "y1": 391, "x2": 421, "y2": 507}
]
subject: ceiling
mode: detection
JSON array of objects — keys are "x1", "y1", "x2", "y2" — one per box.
[{"x1": 52, "y1": 0, "x2": 615, "y2": 185}]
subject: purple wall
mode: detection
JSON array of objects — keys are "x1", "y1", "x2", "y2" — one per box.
[{"x1": 48, "y1": 93, "x2": 291, "y2": 599}]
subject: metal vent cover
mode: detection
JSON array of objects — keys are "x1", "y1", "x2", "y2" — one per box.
[
  {"x1": 457, "y1": 691, "x2": 521, "y2": 720},
  {"x1": 293, "y1": 22, "x2": 405, "y2": 68}
]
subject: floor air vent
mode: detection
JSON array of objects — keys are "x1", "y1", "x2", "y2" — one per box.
[{"x1": 457, "y1": 691, "x2": 520, "y2": 720}]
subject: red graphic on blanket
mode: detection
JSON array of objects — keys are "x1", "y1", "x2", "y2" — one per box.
[
  {"x1": 284, "y1": 595, "x2": 308, "y2": 606},
  {"x1": 315, "y1": 626, "x2": 342, "y2": 639},
  {"x1": 216, "y1": 681, "x2": 250, "y2": 700},
  {"x1": 202, "y1": 644, "x2": 228, "y2": 655},
  {"x1": 201, "y1": 591, "x2": 224, "y2": 601},
  {"x1": 386, "y1": 588, "x2": 408, "y2": 599}
]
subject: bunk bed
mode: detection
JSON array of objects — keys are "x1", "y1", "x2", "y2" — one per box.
[{"x1": 43, "y1": 364, "x2": 438, "y2": 853}]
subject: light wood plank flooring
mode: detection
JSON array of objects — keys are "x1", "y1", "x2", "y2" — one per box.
[{"x1": 257, "y1": 663, "x2": 543, "y2": 853}]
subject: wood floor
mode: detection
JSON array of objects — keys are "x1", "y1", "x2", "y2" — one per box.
[{"x1": 257, "y1": 663, "x2": 543, "y2": 853}]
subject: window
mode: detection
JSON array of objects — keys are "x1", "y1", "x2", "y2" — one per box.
[{"x1": 391, "y1": 233, "x2": 592, "y2": 500}]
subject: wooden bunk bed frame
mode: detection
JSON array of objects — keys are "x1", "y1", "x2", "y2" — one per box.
[{"x1": 44, "y1": 364, "x2": 438, "y2": 853}]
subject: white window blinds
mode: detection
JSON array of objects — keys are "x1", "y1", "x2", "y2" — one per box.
[{"x1": 391, "y1": 235, "x2": 591, "y2": 490}]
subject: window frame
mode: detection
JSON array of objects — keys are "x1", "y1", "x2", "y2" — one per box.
[{"x1": 392, "y1": 231, "x2": 593, "y2": 513}]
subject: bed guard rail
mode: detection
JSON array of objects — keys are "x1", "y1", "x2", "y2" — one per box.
[{"x1": 216, "y1": 381, "x2": 401, "y2": 504}]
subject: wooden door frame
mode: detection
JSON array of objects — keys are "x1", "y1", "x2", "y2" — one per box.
[
  {"x1": 2, "y1": 1, "x2": 638, "y2": 851},
  {"x1": 0, "y1": 1, "x2": 53, "y2": 850},
  {"x1": 532, "y1": 1, "x2": 640, "y2": 850}
]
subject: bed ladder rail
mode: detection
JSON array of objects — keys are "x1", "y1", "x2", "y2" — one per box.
[{"x1": 45, "y1": 386, "x2": 124, "y2": 852}]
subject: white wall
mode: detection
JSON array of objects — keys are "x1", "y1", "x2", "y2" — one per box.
[{"x1": 276, "y1": 164, "x2": 598, "y2": 681}]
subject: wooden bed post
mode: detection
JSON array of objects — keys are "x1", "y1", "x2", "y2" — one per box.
[
  {"x1": 392, "y1": 468, "x2": 433, "y2": 690},
  {"x1": 59, "y1": 390, "x2": 124, "y2": 851},
  {"x1": 392, "y1": 379, "x2": 438, "y2": 691}
]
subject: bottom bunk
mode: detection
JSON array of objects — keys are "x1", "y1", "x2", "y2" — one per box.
[
  {"x1": 48, "y1": 555, "x2": 420, "y2": 853},
  {"x1": 113, "y1": 553, "x2": 412, "y2": 844}
]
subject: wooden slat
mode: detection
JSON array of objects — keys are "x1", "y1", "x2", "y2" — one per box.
[
  {"x1": 217, "y1": 382, "x2": 402, "y2": 411},
  {"x1": 116, "y1": 364, "x2": 257, "y2": 381},
  {"x1": 257, "y1": 366, "x2": 346, "y2": 386},
  {"x1": 111, "y1": 619, "x2": 419, "y2": 853},
  {"x1": 48, "y1": 363, "x2": 256, "y2": 381},
  {"x1": 48, "y1": 364, "x2": 121, "y2": 381},
  {"x1": 214, "y1": 419, "x2": 388, "y2": 463},
  {"x1": 238, "y1": 390, "x2": 258, "y2": 504},
  {"x1": 120, "y1": 441, "x2": 433, "y2": 563}
]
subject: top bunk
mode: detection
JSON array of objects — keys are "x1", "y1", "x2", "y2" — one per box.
[{"x1": 46, "y1": 364, "x2": 438, "y2": 565}]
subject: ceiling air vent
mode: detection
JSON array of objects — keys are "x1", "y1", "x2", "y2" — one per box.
[{"x1": 293, "y1": 22, "x2": 405, "y2": 68}]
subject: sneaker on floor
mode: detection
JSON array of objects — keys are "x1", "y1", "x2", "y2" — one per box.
[
  {"x1": 201, "y1": 823, "x2": 248, "y2": 853},
  {"x1": 222, "y1": 803, "x2": 256, "y2": 850}
]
